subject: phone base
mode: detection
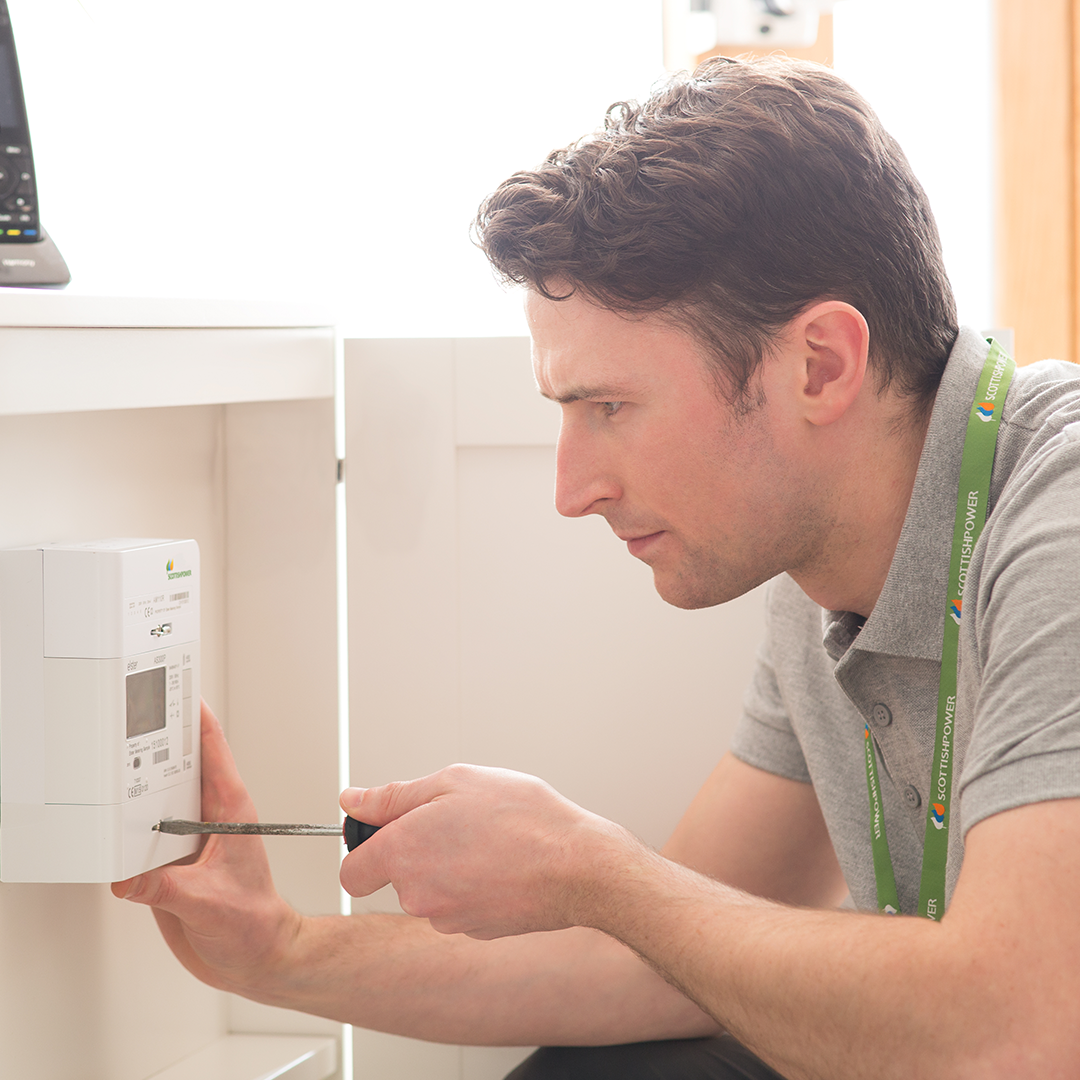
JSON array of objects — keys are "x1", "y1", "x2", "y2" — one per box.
[{"x1": 0, "y1": 227, "x2": 70, "y2": 286}]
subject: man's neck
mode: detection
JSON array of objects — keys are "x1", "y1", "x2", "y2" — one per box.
[{"x1": 789, "y1": 399, "x2": 933, "y2": 619}]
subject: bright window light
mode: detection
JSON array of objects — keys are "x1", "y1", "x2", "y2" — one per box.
[{"x1": 11, "y1": 1, "x2": 992, "y2": 336}]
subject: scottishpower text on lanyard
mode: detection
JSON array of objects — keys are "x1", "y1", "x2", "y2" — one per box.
[{"x1": 864, "y1": 340, "x2": 1015, "y2": 919}]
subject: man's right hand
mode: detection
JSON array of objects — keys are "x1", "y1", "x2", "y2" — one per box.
[{"x1": 111, "y1": 700, "x2": 301, "y2": 996}]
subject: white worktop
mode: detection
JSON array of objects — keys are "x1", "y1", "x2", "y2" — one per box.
[
  {"x1": 0, "y1": 288, "x2": 334, "y2": 329},
  {"x1": 0, "y1": 290, "x2": 335, "y2": 415}
]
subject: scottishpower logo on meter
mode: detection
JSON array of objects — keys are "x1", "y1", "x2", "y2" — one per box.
[{"x1": 166, "y1": 558, "x2": 192, "y2": 581}]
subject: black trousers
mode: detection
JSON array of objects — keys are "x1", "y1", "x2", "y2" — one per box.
[{"x1": 504, "y1": 1037, "x2": 788, "y2": 1080}]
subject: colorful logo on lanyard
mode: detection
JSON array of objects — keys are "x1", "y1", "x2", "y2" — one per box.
[
  {"x1": 949, "y1": 599, "x2": 962, "y2": 625},
  {"x1": 930, "y1": 802, "x2": 946, "y2": 830},
  {"x1": 975, "y1": 402, "x2": 996, "y2": 422}
]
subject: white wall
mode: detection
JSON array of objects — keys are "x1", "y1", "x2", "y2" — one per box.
[
  {"x1": 10, "y1": 0, "x2": 663, "y2": 337},
  {"x1": 9, "y1": 0, "x2": 993, "y2": 337},
  {"x1": 833, "y1": 0, "x2": 995, "y2": 331}
]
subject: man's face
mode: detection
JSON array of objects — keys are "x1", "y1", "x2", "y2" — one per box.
[{"x1": 527, "y1": 290, "x2": 824, "y2": 610}]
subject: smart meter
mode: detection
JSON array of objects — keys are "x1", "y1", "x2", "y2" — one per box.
[{"x1": 0, "y1": 539, "x2": 201, "y2": 881}]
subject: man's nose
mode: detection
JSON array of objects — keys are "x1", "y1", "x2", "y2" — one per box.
[{"x1": 554, "y1": 417, "x2": 621, "y2": 518}]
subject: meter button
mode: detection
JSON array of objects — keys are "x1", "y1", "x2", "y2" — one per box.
[{"x1": 870, "y1": 703, "x2": 893, "y2": 728}]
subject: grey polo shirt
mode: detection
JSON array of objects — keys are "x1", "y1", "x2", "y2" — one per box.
[{"x1": 731, "y1": 327, "x2": 1080, "y2": 915}]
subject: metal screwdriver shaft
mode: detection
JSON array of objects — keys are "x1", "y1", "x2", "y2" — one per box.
[
  {"x1": 155, "y1": 820, "x2": 343, "y2": 837},
  {"x1": 154, "y1": 818, "x2": 381, "y2": 850}
]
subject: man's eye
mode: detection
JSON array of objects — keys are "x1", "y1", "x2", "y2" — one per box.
[{"x1": 600, "y1": 401, "x2": 624, "y2": 416}]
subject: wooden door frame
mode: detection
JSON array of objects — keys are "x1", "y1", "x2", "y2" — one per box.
[{"x1": 997, "y1": 0, "x2": 1077, "y2": 365}]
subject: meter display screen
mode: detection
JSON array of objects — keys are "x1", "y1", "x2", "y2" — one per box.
[{"x1": 126, "y1": 667, "x2": 166, "y2": 738}]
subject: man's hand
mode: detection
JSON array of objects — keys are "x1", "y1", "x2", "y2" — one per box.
[
  {"x1": 339, "y1": 764, "x2": 639, "y2": 939},
  {"x1": 112, "y1": 701, "x2": 301, "y2": 994}
]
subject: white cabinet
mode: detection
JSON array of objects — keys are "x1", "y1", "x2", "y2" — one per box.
[{"x1": 0, "y1": 291, "x2": 341, "y2": 1080}]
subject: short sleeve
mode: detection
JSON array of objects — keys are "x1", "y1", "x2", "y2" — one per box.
[
  {"x1": 731, "y1": 590, "x2": 813, "y2": 784},
  {"x1": 960, "y1": 423, "x2": 1080, "y2": 833}
]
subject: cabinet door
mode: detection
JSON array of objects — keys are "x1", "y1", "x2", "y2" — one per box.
[{"x1": 345, "y1": 337, "x2": 765, "y2": 1080}]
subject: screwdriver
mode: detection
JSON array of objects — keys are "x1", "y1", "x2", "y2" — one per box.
[{"x1": 154, "y1": 817, "x2": 381, "y2": 851}]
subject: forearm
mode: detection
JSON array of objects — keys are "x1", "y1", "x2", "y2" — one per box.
[
  {"x1": 332, "y1": 755, "x2": 1080, "y2": 1073},
  {"x1": 247, "y1": 910, "x2": 719, "y2": 1046},
  {"x1": 579, "y1": 842, "x2": 1023, "y2": 1080}
]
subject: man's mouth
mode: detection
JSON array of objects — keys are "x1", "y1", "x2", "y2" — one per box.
[{"x1": 623, "y1": 531, "x2": 665, "y2": 559}]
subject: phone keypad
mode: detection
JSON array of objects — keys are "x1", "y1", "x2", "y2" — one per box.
[{"x1": 0, "y1": 145, "x2": 37, "y2": 239}]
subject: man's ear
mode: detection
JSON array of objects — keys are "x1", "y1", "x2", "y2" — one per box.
[{"x1": 791, "y1": 302, "x2": 870, "y2": 427}]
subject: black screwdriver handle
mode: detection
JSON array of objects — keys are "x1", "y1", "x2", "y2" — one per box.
[{"x1": 344, "y1": 816, "x2": 381, "y2": 851}]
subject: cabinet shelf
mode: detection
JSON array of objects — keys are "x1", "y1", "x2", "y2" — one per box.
[{"x1": 146, "y1": 1034, "x2": 336, "y2": 1080}]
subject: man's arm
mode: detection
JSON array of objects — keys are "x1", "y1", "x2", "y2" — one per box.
[
  {"x1": 344, "y1": 764, "x2": 1080, "y2": 1078},
  {"x1": 661, "y1": 752, "x2": 848, "y2": 909},
  {"x1": 115, "y1": 703, "x2": 843, "y2": 1046},
  {"x1": 591, "y1": 797, "x2": 1080, "y2": 1080}
]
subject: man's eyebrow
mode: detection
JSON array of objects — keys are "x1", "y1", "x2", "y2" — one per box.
[{"x1": 539, "y1": 385, "x2": 628, "y2": 405}]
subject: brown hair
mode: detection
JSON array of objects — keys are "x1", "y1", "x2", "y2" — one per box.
[{"x1": 475, "y1": 55, "x2": 958, "y2": 413}]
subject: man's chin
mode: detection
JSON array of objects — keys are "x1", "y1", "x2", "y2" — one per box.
[
  {"x1": 651, "y1": 571, "x2": 734, "y2": 611},
  {"x1": 650, "y1": 558, "x2": 770, "y2": 609}
]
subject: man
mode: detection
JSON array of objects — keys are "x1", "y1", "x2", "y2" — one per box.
[{"x1": 115, "y1": 56, "x2": 1080, "y2": 1078}]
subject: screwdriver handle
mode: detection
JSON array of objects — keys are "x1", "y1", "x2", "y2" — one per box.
[{"x1": 344, "y1": 816, "x2": 381, "y2": 851}]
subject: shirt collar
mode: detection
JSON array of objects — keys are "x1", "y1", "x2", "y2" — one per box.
[{"x1": 823, "y1": 327, "x2": 989, "y2": 664}]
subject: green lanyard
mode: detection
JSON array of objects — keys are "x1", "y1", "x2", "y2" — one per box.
[{"x1": 864, "y1": 340, "x2": 1016, "y2": 918}]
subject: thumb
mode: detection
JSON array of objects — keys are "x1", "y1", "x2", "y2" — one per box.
[
  {"x1": 111, "y1": 876, "x2": 138, "y2": 900},
  {"x1": 337, "y1": 771, "x2": 454, "y2": 899},
  {"x1": 339, "y1": 771, "x2": 449, "y2": 827},
  {"x1": 110, "y1": 861, "x2": 184, "y2": 908}
]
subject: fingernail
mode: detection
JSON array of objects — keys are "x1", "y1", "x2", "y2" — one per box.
[
  {"x1": 123, "y1": 876, "x2": 144, "y2": 901},
  {"x1": 340, "y1": 787, "x2": 365, "y2": 812}
]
